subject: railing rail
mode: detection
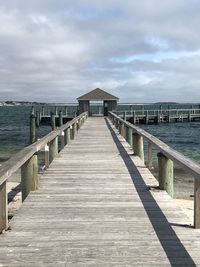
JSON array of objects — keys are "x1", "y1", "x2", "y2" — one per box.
[
  {"x1": 109, "y1": 111, "x2": 200, "y2": 228},
  {"x1": 0, "y1": 112, "x2": 88, "y2": 232}
]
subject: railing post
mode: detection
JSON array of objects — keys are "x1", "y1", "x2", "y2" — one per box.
[
  {"x1": 132, "y1": 111, "x2": 136, "y2": 124},
  {"x1": 70, "y1": 125, "x2": 73, "y2": 139},
  {"x1": 128, "y1": 127, "x2": 132, "y2": 146},
  {"x1": 147, "y1": 142, "x2": 153, "y2": 169},
  {"x1": 78, "y1": 119, "x2": 81, "y2": 130},
  {"x1": 188, "y1": 110, "x2": 192, "y2": 122},
  {"x1": 65, "y1": 106, "x2": 68, "y2": 116},
  {"x1": 64, "y1": 127, "x2": 71, "y2": 145},
  {"x1": 76, "y1": 120, "x2": 79, "y2": 131},
  {"x1": 121, "y1": 123, "x2": 125, "y2": 138},
  {"x1": 21, "y1": 154, "x2": 39, "y2": 202},
  {"x1": 50, "y1": 112, "x2": 56, "y2": 130},
  {"x1": 167, "y1": 109, "x2": 171, "y2": 123},
  {"x1": 71, "y1": 123, "x2": 76, "y2": 139},
  {"x1": 156, "y1": 110, "x2": 160, "y2": 124},
  {"x1": 59, "y1": 111, "x2": 63, "y2": 127},
  {"x1": 42, "y1": 106, "x2": 45, "y2": 116},
  {"x1": 49, "y1": 136, "x2": 58, "y2": 164},
  {"x1": 0, "y1": 181, "x2": 7, "y2": 232},
  {"x1": 60, "y1": 131, "x2": 65, "y2": 150},
  {"x1": 36, "y1": 110, "x2": 40, "y2": 128},
  {"x1": 157, "y1": 152, "x2": 174, "y2": 197},
  {"x1": 125, "y1": 125, "x2": 129, "y2": 142},
  {"x1": 145, "y1": 110, "x2": 149, "y2": 124},
  {"x1": 30, "y1": 114, "x2": 36, "y2": 144},
  {"x1": 44, "y1": 144, "x2": 50, "y2": 169},
  {"x1": 194, "y1": 179, "x2": 200, "y2": 228},
  {"x1": 132, "y1": 133, "x2": 144, "y2": 163},
  {"x1": 55, "y1": 106, "x2": 58, "y2": 116}
]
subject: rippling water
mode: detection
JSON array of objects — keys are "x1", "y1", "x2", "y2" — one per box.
[
  {"x1": 141, "y1": 122, "x2": 200, "y2": 163},
  {"x1": 0, "y1": 106, "x2": 50, "y2": 162}
]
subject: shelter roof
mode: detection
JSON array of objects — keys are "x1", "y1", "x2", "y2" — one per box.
[{"x1": 77, "y1": 88, "x2": 119, "y2": 101}]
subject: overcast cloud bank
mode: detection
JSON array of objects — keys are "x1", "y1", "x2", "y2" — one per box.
[{"x1": 0, "y1": 0, "x2": 199, "y2": 102}]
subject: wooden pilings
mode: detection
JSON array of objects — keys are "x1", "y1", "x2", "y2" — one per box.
[
  {"x1": 30, "y1": 114, "x2": 36, "y2": 144},
  {"x1": 157, "y1": 152, "x2": 174, "y2": 197},
  {"x1": 50, "y1": 112, "x2": 56, "y2": 130},
  {"x1": 147, "y1": 142, "x2": 153, "y2": 170},
  {"x1": 21, "y1": 154, "x2": 39, "y2": 201},
  {"x1": 59, "y1": 111, "x2": 63, "y2": 127},
  {"x1": 64, "y1": 128, "x2": 71, "y2": 145},
  {"x1": 0, "y1": 181, "x2": 7, "y2": 232},
  {"x1": 194, "y1": 179, "x2": 200, "y2": 228},
  {"x1": 44, "y1": 144, "x2": 50, "y2": 169},
  {"x1": 49, "y1": 137, "x2": 58, "y2": 164},
  {"x1": 132, "y1": 133, "x2": 144, "y2": 163}
]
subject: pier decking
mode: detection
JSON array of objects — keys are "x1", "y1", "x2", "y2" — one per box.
[{"x1": 1, "y1": 117, "x2": 200, "y2": 266}]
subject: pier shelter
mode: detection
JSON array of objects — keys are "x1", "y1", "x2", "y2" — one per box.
[{"x1": 77, "y1": 88, "x2": 119, "y2": 116}]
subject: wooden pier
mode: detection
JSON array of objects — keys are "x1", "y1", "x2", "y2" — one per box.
[
  {"x1": 1, "y1": 113, "x2": 200, "y2": 265},
  {"x1": 118, "y1": 108, "x2": 200, "y2": 124}
]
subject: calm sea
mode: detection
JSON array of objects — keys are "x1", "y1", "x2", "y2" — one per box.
[
  {"x1": 0, "y1": 105, "x2": 200, "y2": 162},
  {"x1": 0, "y1": 106, "x2": 51, "y2": 162}
]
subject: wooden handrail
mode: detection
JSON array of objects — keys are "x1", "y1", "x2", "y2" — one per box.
[
  {"x1": 117, "y1": 108, "x2": 200, "y2": 113},
  {"x1": 0, "y1": 112, "x2": 87, "y2": 187},
  {"x1": 109, "y1": 111, "x2": 200, "y2": 228},
  {"x1": 0, "y1": 111, "x2": 88, "y2": 232}
]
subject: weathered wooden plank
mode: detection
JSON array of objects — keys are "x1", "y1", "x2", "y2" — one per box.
[
  {"x1": 0, "y1": 181, "x2": 7, "y2": 232},
  {"x1": 0, "y1": 116, "x2": 199, "y2": 266}
]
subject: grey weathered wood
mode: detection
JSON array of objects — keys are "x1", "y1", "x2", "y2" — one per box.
[
  {"x1": 132, "y1": 132, "x2": 144, "y2": 163},
  {"x1": 21, "y1": 154, "x2": 39, "y2": 201},
  {"x1": 54, "y1": 106, "x2": 58, "y2": 116},
  {"x1": 60, "y1": 131, "x2": 65, "y2": 150},
  {"x1": 65, "y1": 106, "x2": 68, "y2": 116},
  {"x1": 128, "y1": 127, "x2": 132, "y2": 146},
  {"x1": 64, "y1": 128, "x2": 70, "y2": 145},
  {"x1": 44, "y1": 144, "x2": 50, "y2": 169},
  {"x1": 30, "y1": 114, "x2": 36, "y2": 144},
  {"x1": 194, "y1": 179, "x2": 200, "y2": 228},
  {"x1": 59, "y1": 111, "x2": 63, "y2": 127},
  {"x1": 42, "y1": 106, "x2": 45, "y2": 116},
  {"x1": 50, "y1": 112, "x2": 56, "y2": 130},
  {"x1": 0, "y1": 117, "x2": 199, "y2": 266},
  {"x1": 147, "y1": 142, "x2": 153, "y2": 169},
  {"x1": 0, "y1": 181, "x2": 7, "y2": 232},
  {"x1": 0, "y1": 112, "x2": 87, "y2": 189},
  {"x1": 157, "y1": 152, "x2": 174, "y2": 197},
  {"x1": 49, "y1": 137, "x2": 58, "y2": 164},
  {"x1": 109, "y1": 112, "x2": 200, "y2": 182},
  {"x1": 36, "y1": 110, "x2": 40, "y2": 128},
  {"x1": 71, "y1": 123, "x2": 76, "y2": 139}
]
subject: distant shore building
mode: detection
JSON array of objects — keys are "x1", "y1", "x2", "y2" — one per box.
[{"x1": 77, "y1": 88, "x2": 119, "y2": 116}]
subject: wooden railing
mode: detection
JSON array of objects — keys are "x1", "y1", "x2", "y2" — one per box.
[
  {"x1": 117, "y1": 108, "x2": 200, "y2": 123},
  {"x1": 0, "y1": 112, "x2": 88, "y2": 232},
  {"x1": 109, "y1": 111, "x2": 200, "y2": 228},
  {"x1": 118, "y1": 108, "x2": 200, "y2": 116}
]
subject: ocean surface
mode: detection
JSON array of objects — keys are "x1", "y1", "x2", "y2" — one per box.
[
  {"x1": 0, "y1": 105, "x2": 199, "y2": 198},
  {"x1": 0, "y1": 106, "x2": 51, "y2": 162}
]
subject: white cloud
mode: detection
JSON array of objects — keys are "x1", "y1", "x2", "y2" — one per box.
[{"x1": 0, "y1": 1, "x2": 199, "y2": 102}]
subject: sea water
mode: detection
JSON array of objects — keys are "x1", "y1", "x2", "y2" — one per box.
[{"x1": 0, "y1": 106, "x2": 50, "y2": 162}]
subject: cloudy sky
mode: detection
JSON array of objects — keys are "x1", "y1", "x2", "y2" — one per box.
[{"x1": 0, "y1": 0, "x2": 200, "y2": 103}]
